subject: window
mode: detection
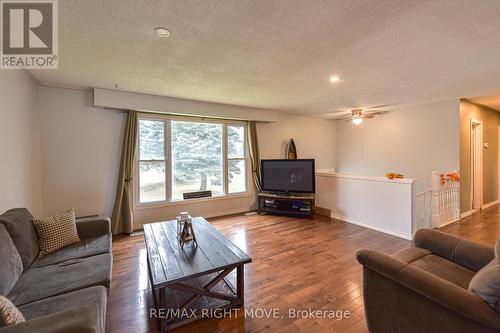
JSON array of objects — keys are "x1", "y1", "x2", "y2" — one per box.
[
  {"x1": 138, "y1": 119, "x2": 166, "y2": 203},
  {"x1": 137, "y1": 116, "x2": 247, "y2": 205},
  {"x1": 171, "y1": 121, "x2": 223, "y2": 200},
  {"x1": 227, "y1": 125, "x2": 246, "y2": 193}
]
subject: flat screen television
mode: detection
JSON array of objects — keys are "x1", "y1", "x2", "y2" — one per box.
[{"x1": 261, "y1": 159, "x2": 315, "y2": 194}]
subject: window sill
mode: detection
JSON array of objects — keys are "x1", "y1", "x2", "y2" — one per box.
[{"x1": 134, "y1": 192, "x2": 254, "y2": 211}]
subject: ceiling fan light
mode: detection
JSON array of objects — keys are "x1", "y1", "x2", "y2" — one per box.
[{"x1": 352, "y1": 117, "x2": 363, "y2": 125}]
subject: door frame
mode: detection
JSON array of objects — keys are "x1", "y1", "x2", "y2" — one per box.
[
  {"x1": 498, "y1": 125, "x2": 500, "y2": 205},
  {"x1": 471, "y1": 118, "x2": 483, "y2": 211}
]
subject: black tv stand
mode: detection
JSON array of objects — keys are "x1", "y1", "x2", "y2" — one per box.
[{"x1": 257, "y1": 192, "x2": 315, "y2": 219}]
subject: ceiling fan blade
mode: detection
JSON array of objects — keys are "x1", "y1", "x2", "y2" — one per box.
[
  {"x1": 327, "y1": 110, "x2": 353, "y2": 116},
  {"x1": 364, "y1": 101, "x2": 407, "y2": 110},
  {"x1": 328, "y1": 113, "x2": 356, "y2": 120},
  {"x1": 364, "y1": 104, "x2": 393, "y2": 110},
  {"x1": 332, "y1": 116, "x2": 352, "y2": 120},
  {"x1": 362, "y1": 115, "x2": 376, "y2": 119}
]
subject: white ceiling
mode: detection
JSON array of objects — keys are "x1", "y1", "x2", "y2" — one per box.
[{"x1": 31, "y1": 0, "x2": 500, "y2": 116}]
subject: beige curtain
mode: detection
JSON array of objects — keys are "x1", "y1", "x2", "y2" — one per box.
[
  {"x1": 247, "y1": 121, "x2": 262, "y2": 191},
  {"x1": 111, "y1": 111, "x2": 138, "y2": 235}
]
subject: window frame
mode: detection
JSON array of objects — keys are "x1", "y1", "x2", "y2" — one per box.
[
  {"x1": 225, "y1": 123, "x2": 247, "y2": 195},
  {"x1": 136, "y1": 117, "x2": 169, "y2": 205},
  {"x1": 134, "y1": 114, "x2": 249, "y2": 209}
]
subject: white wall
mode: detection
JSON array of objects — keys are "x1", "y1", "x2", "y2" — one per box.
[
  {"x1": 37, "y1": 87, "x2": 338, "y2": 228},
  {"x1": 38, "y1": 87, "x2": 126, "y2": 217},
  {"x1": 38, "y1": 87, "x2": 257, "y2": 227},
  {"x1": 133, "y1": 193, "x2": 257, "y2": 229},
  {"x1": 257, "y1": 114, "x2": 336, "y2": 168},
  {"x1": 335, "y1": 99, "x2": 460, "y2": 192},
  {"x1": 0, "y1": 71, "x2": 42, "y2": 216},
  {"x1": 316, "y1": 173, "x2": 416, "y2": 240}
]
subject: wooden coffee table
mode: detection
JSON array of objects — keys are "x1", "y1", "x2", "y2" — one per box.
[{"x1": 143, "y1": 217, "x2": 252, "y2": 332}]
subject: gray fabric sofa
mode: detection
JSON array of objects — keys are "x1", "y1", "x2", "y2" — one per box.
[
  {"x1": 0, "y1": 208, "x2": 112, "y2": 333},
  {"x1": 357, "y1": 228, "x2": 500, "y2": 333}
]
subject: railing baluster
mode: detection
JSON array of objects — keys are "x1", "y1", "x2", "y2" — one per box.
[{"x1": 415, "y1": 171, "x2": 460, "y2": 233}]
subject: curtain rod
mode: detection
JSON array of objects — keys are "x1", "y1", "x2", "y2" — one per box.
[{"x1": 116, "y1": 108, "x2": 266, "y2": 122}]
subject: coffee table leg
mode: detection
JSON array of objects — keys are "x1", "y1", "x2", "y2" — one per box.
[
  {"x1": 159, "y1": 288, "x2": 166, "y2": 333},
  {"x1": 236, "y1": 265, "x2": 244, "y2": 307}
]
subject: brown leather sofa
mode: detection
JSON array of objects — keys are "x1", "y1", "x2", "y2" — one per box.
[{"x1": 357, "y1": 229, "x2": 500, "y2": 333}]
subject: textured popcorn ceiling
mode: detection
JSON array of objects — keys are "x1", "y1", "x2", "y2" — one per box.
[{"x1": 30, "y1": 0, "x2": 500, "y2": 116}]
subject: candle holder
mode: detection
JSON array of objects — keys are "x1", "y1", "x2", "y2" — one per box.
[{"x1": 176, "y1": 212, "x2": 197, "y2": 246}]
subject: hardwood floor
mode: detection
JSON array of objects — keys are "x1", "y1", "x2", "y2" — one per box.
[
  {"x1": 107, "y1": 208, "x2": 500, "y2": 333},
  {"x1": 440, "y1": 205, "x2": 500, "y2": 246}
]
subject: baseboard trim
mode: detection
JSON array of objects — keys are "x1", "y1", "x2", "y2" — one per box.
[
  {"x1": 315, "y1": 206, "x2": 331, "y2": 217},
  {"x1": 439, "y1": 218, "x2": 461, "y2": 228},
  {"x1": 330, "y1": 213, "x2": 413, "y2": 240},
  {"x1": 481, "y1": 200, "x2": 500, "y2": 210},
  {"x1": 460, "y1": 211, "x2": 473, "y2": 219}
]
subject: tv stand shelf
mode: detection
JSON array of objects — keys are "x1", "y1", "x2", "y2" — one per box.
[{"x1": 257, "y1": 192, "x2": 315, "y2": 219}]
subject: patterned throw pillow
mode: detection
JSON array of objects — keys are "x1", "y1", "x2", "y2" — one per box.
[
  {"x1": 33, "y1": 209, "x2": 80, "y2": 257},
  {"x1": 0, "y1": 296, "x2": 24, "y2": 327}
]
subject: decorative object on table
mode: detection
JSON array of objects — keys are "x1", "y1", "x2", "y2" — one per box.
[
  {"x1": 286, "y1": 138, "x2": 297, "y2": 159},
  {"x1": 176, "y1": 212, "x2": 197, "y2": 246},
  {"x1": 439, "y1": 171, "x2": 460, "y2": 185},
  {"x1": 386, "y1": 173, "x2": 404, "y2": 180}
]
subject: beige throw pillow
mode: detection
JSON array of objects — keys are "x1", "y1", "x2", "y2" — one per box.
[
  {"x1": 0, "y1": 296, "x2": 25, "y2": 327},
  {"x1": 33, "y1": 209, "x2": 80, "y2": 257},
  {"x1": 468, "y1": 239, "x2": 500, "y2": 314}
]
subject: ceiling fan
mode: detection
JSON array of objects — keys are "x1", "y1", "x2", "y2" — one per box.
[
  {"x1": 338, "y1": 109, "x2": 382, "y2": 125},
  {"x1": 329, "y1": 104, "x2": 390, "y2": 125}
]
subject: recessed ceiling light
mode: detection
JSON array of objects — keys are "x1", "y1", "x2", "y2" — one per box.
[
  {"x1": 329, "y1": 75, "x2": 340, "y2": 83},
  {"x1": 154, "y1": 27, "x2": 171, "y2": 38}
]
